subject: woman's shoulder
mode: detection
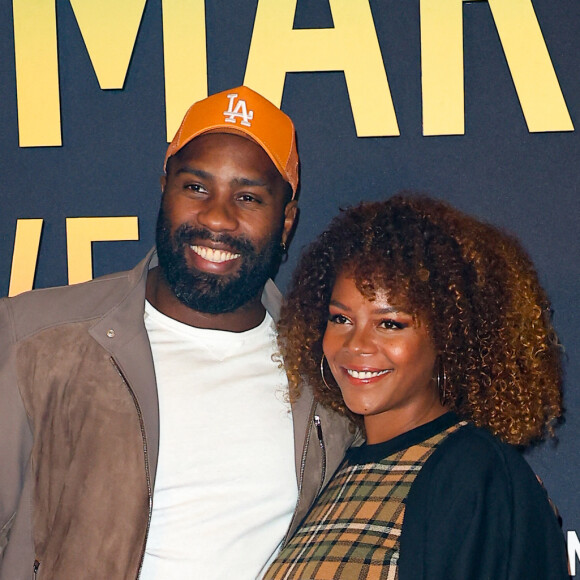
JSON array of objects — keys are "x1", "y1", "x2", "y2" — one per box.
[
  {"x1": 399, "y1": 421, "x2": 568, "y2": 579},
  {"x1": 431, "y1": 421, "x2": 532, "y2": 475},
  {"x1": 402, "y1": 419, "x2": 563, "y2": 547},
  {"x1": 414, "y1": 420, "x2": 548, "y2": 502}
]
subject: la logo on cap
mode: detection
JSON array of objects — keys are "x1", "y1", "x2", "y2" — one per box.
[{"x1": 223, "y1": 93, "x2": 254, "y2": 127}]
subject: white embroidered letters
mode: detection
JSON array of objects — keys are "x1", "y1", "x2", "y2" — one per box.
[{"x1": 223, "y1": 93, "x2": 254, "y2": 126}]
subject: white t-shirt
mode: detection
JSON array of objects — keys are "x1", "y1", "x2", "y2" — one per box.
[{"x1": 140, "y1": 302, "x2": 297, "y2": 579}]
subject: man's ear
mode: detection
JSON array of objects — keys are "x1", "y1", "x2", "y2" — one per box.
[{"x1": 282, "y1": 201, "x2": 298, "y2": 246}]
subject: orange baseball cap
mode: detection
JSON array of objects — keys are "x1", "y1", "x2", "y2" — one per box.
[{"x1": 165, "y1": 86, "x2": 299, "y2": 197}]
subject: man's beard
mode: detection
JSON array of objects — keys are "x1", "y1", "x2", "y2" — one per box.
[{"x1": 155, "y1": 205, "x2": 284, "y2": 314}]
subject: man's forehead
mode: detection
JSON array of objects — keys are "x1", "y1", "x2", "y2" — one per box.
[
  {"x1": 168, "y1": 134, "x2": 287, "y2": 191},
  {"x1": 172, "y1": 133, "x2": 275, "y2": 167}
]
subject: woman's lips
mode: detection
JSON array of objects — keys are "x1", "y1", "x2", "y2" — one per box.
[{"x1": 341, "y1": 367, "x2": 393, "y2": 384}]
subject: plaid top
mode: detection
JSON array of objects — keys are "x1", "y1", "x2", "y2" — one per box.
[{"x1": 265, "y1": 413, "x2": 465, "y2": 580}]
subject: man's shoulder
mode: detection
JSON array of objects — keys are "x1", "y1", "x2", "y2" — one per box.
[
  {"x1": 0, "y1": 252, "x2": 152, "y2": 340},
  {"x1": 262, "y1": 279, "x2": 283, "y2": 322}
]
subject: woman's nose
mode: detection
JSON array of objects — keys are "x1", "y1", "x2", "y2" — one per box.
[{"x1": 343, "y1": 325, "x2": 376, "y2": 354}]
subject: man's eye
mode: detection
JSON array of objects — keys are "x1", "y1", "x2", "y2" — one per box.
[
  {"x1": 185, "y1": 183, "x2": 206, "y2": 193},
  {"x1": 238, "y1": 193, "x2": 262, "y2": 203}
]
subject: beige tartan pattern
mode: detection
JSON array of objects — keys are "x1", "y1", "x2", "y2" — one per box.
[{"x1": 265, "y1": 421, "x2": 465, "y2": 580}]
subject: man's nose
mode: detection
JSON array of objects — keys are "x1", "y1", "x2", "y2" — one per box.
[{"x1": 197, "y1": 198, "x2": 238, "y2": 232}]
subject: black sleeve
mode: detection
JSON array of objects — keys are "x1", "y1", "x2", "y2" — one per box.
[{"x1": 398, "y1": 425, "x2": 569, "y2": 580}]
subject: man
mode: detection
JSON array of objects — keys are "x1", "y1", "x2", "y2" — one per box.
[{"x1": 0, "y1": 87, "x2": 356, "y2": 579}]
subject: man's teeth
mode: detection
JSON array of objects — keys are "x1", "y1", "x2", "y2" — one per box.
[
  {"x1": 191, "y1": 245, "x2": 240, "y2": 263},
  {"x1": 346, "y1": 369, "x2": 390, "y2": 379}
]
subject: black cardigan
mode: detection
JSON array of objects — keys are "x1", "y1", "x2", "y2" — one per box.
[{"x1": 398, "y1": 418, "x2": 569, "y2": 579}]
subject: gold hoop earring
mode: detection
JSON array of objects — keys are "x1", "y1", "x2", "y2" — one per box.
[
  {"x1": 437, "y1": 357, "x2": 448, "y2": 405},
  {"x1": 320, "y1": 354, "x2": 333, "y2": 391}
]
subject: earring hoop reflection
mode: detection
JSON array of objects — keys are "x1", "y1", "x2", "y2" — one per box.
[
  {"x1": 437, "y1": 357, "x2": 448, "y2": 405},
  {"x1": 320, "y1": 354, "x2": 334, "y2": 391}
]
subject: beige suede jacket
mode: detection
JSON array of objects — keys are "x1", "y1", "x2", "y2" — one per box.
[{"x1": 0, "y1": 250, "x2": 357, "y2": 580}]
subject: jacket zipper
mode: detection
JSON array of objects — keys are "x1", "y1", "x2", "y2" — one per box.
[
  {"x1": 281, "y1": 400, "x2": 316, "y2": 546},
  {"x1": 109, "y1": 357, "x2": 153, "y2": 579},
  {"x1": 313, "y1": 414, "x2": 327, "y2": 495},
  {"x1": 33, "y1": 559, "x2": 40, "y2": 579}
]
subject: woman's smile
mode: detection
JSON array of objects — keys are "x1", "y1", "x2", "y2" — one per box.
[{"x1": 342, "y1": 366, "x2": 392, "y2": 383}]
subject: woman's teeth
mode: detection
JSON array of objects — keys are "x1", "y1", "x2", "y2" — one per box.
[{"x1": 346, "y1": 369, "x2": 391, "y2": 379}]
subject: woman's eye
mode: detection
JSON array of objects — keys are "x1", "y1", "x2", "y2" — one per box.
[
  {"x1": 328, "y1": 313, "x2": 350, "y2": 325},
  {"x1": 379, "y1": 319, "x2": 406, "y2": 330}
]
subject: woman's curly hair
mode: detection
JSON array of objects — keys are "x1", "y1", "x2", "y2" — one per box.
[{"x1": 279, "y1": 193, "x2": 563, "y2": 447}]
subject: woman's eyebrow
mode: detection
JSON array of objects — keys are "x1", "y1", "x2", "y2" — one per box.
[{"x1": 329, "y1": 299, "x2": 400, "y2": 315}]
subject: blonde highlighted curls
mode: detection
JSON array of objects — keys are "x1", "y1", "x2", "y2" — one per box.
[{"x1": 278, "y1": 194, "x2": 563, "y2": 447}]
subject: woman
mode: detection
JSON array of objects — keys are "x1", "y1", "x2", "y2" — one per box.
[{"x1": 265, "y1": 194, "x2": 568, "y2": 579}]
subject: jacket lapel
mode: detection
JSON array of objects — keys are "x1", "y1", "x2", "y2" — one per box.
[{"x1": 88, "y1": 250, "x2": 160, "y2": 482}]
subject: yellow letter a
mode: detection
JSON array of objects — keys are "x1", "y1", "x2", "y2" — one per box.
[{"x1": 245, "y1": 0, "x2": 399, "y2": 137}]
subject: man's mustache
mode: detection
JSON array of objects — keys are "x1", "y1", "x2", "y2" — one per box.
[{"x1": 173, "y1": 225, "x2": 255, "y2": 256}]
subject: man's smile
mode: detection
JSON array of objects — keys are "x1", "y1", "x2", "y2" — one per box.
[{"x1": 190, "y1": 244, "x2": 241, "y2": 264}]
